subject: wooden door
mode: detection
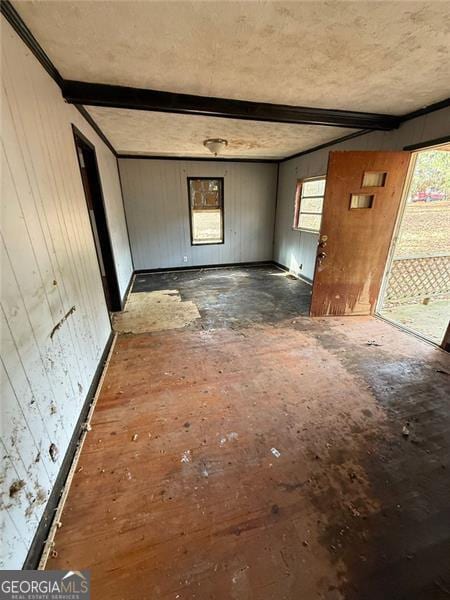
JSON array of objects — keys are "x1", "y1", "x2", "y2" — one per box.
[{"x1": 310, "y1": 151, "x2": 411, "y2": 317}]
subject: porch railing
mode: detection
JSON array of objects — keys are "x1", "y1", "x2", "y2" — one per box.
[{"x1": 383, "y1": 253, "x2": 450, "y2": 307}]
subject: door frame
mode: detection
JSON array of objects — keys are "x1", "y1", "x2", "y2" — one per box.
[
  {"x1": 72, "y1": 125, "x2": 122, "y2": 312},
  {"x1": 375, "y1": 137, "x2": 450, "y2": 349},
  {"x1": 375, "y1": 153, "x2": 416, "y2": 316}
]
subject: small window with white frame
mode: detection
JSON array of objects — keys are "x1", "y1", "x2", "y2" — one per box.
[{"x1": 293, "y1": 176, "x2": 326, "y2": 233}]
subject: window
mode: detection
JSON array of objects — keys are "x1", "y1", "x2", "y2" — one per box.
[
  {"x1": 188, "y1": 177, "x2": 224, "y2": 245},
  {"x1": 293, "y1": 177, "x2": 326, "y2": 233},
  {"x1": 350, "y1": 193, "x2": 375, "y2": 209},
  {"x1": 362, "y1": 171, "x2": 387, "y2": 187}
]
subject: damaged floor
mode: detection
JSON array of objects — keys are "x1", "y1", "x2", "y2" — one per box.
[{"x1": 46, "y1": 266, "x2": 450, "y2": 599}]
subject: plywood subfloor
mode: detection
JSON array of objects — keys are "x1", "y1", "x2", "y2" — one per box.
[
  {"x1": 46, "y1": 269, "x2": 450, "y2": 599},
  {"x1": 112, "y1": 289, "x2": 200, "y2": 334}
]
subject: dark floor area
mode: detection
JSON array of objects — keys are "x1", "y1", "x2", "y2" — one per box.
[{"x1": 133, "y1": 264, "x2": 312, "y2": 328}]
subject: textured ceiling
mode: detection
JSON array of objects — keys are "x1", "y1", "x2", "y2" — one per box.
[
  {"x1": 86, "y1": 107, "x2": 359, "y2": 159},
  {"x1": 13, "y1": 0, "x2": 450, "y2": 115}
]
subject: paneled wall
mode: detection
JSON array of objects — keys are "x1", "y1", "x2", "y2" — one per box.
[
  {"x1": 0, "y1": 18, "x2": 132, "y2": 568},
  {"x1": 119, "y1": 159, "x2": 278, "y2": 270},
  {"x1": 274, "y1": 107, "x2": 450, "y2": 281}
]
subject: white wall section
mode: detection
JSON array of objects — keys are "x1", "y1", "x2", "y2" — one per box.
[
  {"x1": 0, "y1": 17, "x2": 132, "y2": 568},
  {"x1": 274, "y1": 107, "x2": 450, "y2": 281},
  {"x1": 119, "y1": 159, "x2": 278, "y2": 270}
]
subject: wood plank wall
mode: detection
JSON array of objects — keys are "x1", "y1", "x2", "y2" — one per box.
[
  {"x1": 0, "y1": 17, "x2": 132, "y2": 568},
  {"x1": 119, "y1": 159, "x2": 278, "y2": 270},
  {"x1": 274, "y1": 107, "x2": 450, "y2": 281}
]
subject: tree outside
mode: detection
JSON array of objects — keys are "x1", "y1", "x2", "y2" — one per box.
[{"x1": 408, "y1": 150, "x2": 450, "y2": 202}]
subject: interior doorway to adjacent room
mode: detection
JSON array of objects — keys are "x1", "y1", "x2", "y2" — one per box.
[{"x1": 73, "y1": 126, "x2": 122, "y2": 312}]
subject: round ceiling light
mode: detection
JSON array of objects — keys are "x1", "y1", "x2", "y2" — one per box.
[{"x1": 203, "y1": 138, "x2": 228, "y2": 156}]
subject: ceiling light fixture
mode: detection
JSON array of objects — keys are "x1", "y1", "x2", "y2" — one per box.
[{"x1": 203, "y1": 138, "x2": 228, "y2": 156}]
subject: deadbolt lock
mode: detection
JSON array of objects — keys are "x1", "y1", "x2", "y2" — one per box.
[{"x1": 318, "y1": 234, "x2": 328, "y2": 249}]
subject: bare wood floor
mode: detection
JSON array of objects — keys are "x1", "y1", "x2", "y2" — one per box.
[{"x1": 47, "y1": 268, "x2": 450, "y2": 599}]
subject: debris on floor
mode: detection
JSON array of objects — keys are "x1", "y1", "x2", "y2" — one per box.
[
  {"x1": 219, "y1": 432, "x2": 239, "y2": 445},
  {"x1": 181, "y1": 450, "x2": 192, "y2": 464},
  {"x1": 271, "y1": 447, "x2": 281, "y2": 458},
  {"x1": 366, "y1": 340, "x2": 382, "y2": 346}
]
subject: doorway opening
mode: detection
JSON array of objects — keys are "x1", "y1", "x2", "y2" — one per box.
[
  {"x1": 73, "y1": 126, "x2": 122, "y2": 312},
  {"x1": 378, "y1": 144, "x2": 450, "y2": 345}
]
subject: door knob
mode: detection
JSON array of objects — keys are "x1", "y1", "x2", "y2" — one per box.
[{"x1": 317, "y1": 251, "x2": 327, "y2": 268}]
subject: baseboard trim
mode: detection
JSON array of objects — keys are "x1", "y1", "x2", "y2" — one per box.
[
  {"x1": 133, "y1": 260, "x2": 313, "y2": 282},
  {"x1": 134, "y1": 260, "x2": 274, "y2": 275},
  {"x1": 272, "y1": 260, "x2": 289, "y2": 272},
  {"x1": 22, "y1": 330, "x2": 115, "y2": 569},
  {"x1": 272, "y1": 261, "x2": 313, "y2": 284}
]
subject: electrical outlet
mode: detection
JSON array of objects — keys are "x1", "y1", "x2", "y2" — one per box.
[{"x1": 183, "y1": 256, "x2": 188, "y2": 263}]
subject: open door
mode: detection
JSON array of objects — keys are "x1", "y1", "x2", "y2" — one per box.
[{"x1": 310, "y1": 151, "x2": 411, "y2": 317}]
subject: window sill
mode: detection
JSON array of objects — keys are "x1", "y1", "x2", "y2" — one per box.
[
  {"x1": 292, "y1": 227, "x2": 320, "y2": 234},
  {"x1": 191, "y1": 241, "x2": 225, "y2": 246}
]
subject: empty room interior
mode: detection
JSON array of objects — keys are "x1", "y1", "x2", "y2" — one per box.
[{"x1": 1, "y1": 1, "x2": 450, "y2": 598}]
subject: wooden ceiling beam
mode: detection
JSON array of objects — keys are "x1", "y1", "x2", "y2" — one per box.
[{"x1": 62, "y1": 80, "x2": 401, "y2": 131}]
